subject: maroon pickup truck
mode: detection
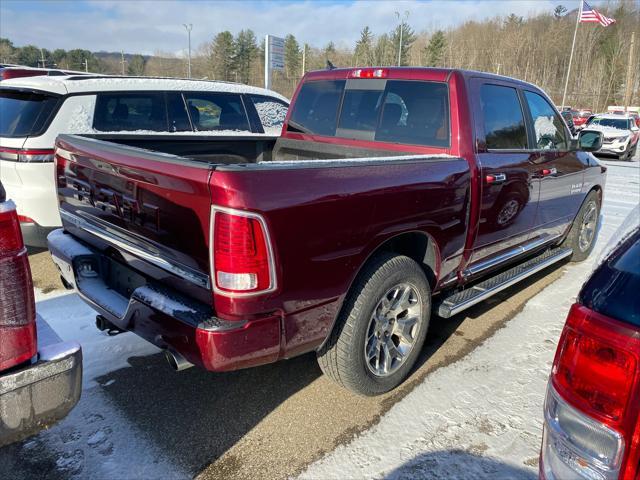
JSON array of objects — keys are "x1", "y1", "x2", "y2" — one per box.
[{"x1": 47, "y1": 68, "x2": 606, "y2": 395}]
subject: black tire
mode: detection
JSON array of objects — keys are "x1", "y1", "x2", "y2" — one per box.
[
  {"x1": 561, "y1": 190, "x2": 600, "y2": 262},
  {"x1": 317, "y1": 253, "x2": 431, "y2": 396}
]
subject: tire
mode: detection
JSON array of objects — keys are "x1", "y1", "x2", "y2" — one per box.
[
  {"x1": 561, "y1": 190, "x2": 600, "y2": 262},
  {"x1": 317, "y1": 253, "x2": 431, "y2": 396}
]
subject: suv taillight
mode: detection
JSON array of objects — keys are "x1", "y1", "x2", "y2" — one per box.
[
  {"x1": 0, "y1": 147, "x2": 55, "y2": 163},
  {"x1": 211, "y1": 207, "x2": 275, "y2": 296},
  {"x1": 541, "y1": 303, "x2": 640, "y2": 480},
  {"x1": 0, "y1": 200, "x2": 36, "y2": 371}
]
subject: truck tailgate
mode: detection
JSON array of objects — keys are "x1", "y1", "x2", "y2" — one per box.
[{"x1": 55, "y1": 134, "x2": 213, "y2": 297}]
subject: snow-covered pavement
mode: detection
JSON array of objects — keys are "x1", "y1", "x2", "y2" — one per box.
[{"x1": 300, "y1": 159, "x2": 640, "y2": 479}]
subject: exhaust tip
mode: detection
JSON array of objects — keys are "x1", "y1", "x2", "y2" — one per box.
[{"x1": 164, "y1": 349, "x2": 193, "y2": 372}]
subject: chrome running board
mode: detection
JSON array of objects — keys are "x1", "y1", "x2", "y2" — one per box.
[{"x1": 436, "y1": 247, "x2": 573, "y2": 318}]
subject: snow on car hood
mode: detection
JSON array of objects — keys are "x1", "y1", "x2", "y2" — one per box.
[{"x1": 583, "y1": 125, "x2": 630, "y2": 137}]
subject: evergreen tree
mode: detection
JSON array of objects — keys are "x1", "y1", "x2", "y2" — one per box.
[
  {"x1": 0, "y1": 38, "x2": 15, "y2": 63},
  {"x1": 324, "y1": 41, "x2": 336, "y2": 61},
  {"x1": 373, "y1": 34, "x2": 393, "y2": 66},
  {"x1": 63, "y1": 49, "x2": 102, "y2": 72},
  {"x1": 210, "y1": 31, "x2": 235, "y2": 81},
  {"x1": 390, "y1": 21, "x2": 416, "y2": 66},
  {"x1": 284, "y1": 34, "x2": 300, "y2": 77},
  {"x1": 52, "y1": 49, "x2": 67, "y2": 67},
  {"x1": 16, "y1": 45, "x2": 40, "y2": 67},
  {"x1": 424, "y1": 30, "x2": 446, "y2": 67},
  {"x1": 127, "y1": 54, "x2": 146, "y2": 76},
  {"x1": 234, "y1": 29, "x2": 257, "y2": 84},
  {"x1": 354, "y1": 26, "x2": 374, "y2": 66}
]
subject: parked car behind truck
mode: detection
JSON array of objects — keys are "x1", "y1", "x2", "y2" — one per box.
[
  {"x1": 48, "y1": 67, "x2": 605, "y2": 396},
  {"x1": 540, "y1": 208, "x2": 640, "y2": 480},
  {"x1": 0, "y1": 183, "x2": 81, "y2": 446},
  {"x1": 0, "y1": 75, "x2": 289, "y2": 247}
]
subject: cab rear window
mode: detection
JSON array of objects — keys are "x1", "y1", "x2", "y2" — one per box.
[
  {"x1": 288, "y1": 79, "x2": 449, "y2": 148},
  {"x1": 0, "y1": 90, "x2": 59, "y2": 137}
]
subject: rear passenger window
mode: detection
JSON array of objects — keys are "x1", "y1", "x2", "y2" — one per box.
[
  {"x1": 524, "y1": 91, "x2": 569, "y2": 150},
  {"x1": 93, "y1": 93, "x2": 167, "y2": 132},
  {"x1": 288, "y1": 80, "x2": 345, "y2": 136},
  {"x1": 183, "y1": 93, "x2": 249, "y2": 132},
  {"x1": 480, "y1": 84, "x2": 527, "y2": 150},
  {"x1": 249, "y1": 95, "x2": 288, "y2": 133},
  {"x1": 374, "y1": 80, "x2": 449, "y2": 147}
]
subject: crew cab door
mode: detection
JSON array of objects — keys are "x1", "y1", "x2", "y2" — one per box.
[
  {"x1": 521, "y1": 90, "x2": 585, "y2": 239},
  {"x1": 468, "y1": 80, "x2": 541, "y2": 265}
]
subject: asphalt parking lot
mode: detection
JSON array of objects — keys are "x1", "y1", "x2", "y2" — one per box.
[{"x1": 2, "y1": 151, "x2": 638, "y2": 480}]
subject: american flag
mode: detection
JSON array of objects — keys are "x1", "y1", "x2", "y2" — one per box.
[{"x1": 580, "y1": 0, "x2": 616, "y2": 26}]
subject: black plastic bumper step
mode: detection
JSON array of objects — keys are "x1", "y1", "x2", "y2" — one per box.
[{"x1": 436, "y1": 247, "x2": 573, "y2": 318}]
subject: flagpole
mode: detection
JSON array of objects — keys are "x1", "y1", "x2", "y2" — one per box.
[{"x1": 561, "y1": 0, "x2": 582, "y2": 110}]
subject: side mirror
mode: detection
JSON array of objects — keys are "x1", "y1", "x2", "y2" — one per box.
[{"x1": 576, "y1": 130, "x2": 603, "y2": 152}]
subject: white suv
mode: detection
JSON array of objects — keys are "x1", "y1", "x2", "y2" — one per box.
[
  {"x1": 583, "y1": 114, "x2": 639, "y2": 161},
  {"x1": 0, "y1": 75, "x2": 289, "y2": 246}
]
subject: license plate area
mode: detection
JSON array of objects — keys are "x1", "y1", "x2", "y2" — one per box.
[{"x1": 103, "y1": 256, "x2": 146, "y2": 299}]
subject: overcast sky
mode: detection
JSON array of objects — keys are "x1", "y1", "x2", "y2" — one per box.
[{"x1": 2, "y1": 0, "x2": 584, "y2": 55}]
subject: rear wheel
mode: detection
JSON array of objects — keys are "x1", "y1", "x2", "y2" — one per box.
[
  {"x1": 317, "y1": 254, "x2": 431, "y2": 396},
  {"x1": 561, "y1": 190, "x2": 600, "y2": 262}
]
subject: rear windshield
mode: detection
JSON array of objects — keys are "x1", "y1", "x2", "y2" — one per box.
[
  {"x1": 288, "y1": 79, "x2": 449, "y2": 148},
  {"x1": 590, "y1": 118, "x2": 632, "y2": 130},
  {"x1": 580, "y1": 231, "x2": 640, "y2": 327},
  {"x1": 0, "y1": 90, "x2": 59, "y2": 137}
]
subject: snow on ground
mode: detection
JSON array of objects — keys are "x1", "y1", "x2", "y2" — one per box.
[
  {"x1": 24, "y1": 290, "x2": 186, "y2": 479},
  {"x1": 300, "y1": 158, "x2": 640, "y2": 480}
]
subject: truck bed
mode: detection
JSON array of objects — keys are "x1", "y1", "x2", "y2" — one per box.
[{"x1": 52, "y1": 133, "x2": 470, "y2": 364}]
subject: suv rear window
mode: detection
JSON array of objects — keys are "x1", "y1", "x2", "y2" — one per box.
[
  {"x1": 183, "y1": 93, "x2": 250, "y2": 132},
  {"x1": 581, "y1": 231, "x2": 640, "y2": 327},
  {"x1": 94, "y1": 93, "x2": 168, "y2": 132},
  {"x1": 288, "y1": 79, "x2": 450, "y2": 147},
  {"x1": 0, "y1": 90, "x2": 59, "y2": 137}
]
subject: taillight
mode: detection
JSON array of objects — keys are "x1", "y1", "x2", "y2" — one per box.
[
  {"x1": 0, "y1": 147, "x2": 55, "y2": 163},
  {"x1": 349, "y1": 68, "x2": 388, "y2": 79},
  {"x1": 18, "y1": 215, "x2": 34, "y2": 224},
  {"x1": 0, "y1": 200, "x2": 37, "y2": 371},
  {"x1": 211, "y1": 207, "x2": 275, "y2": 296},
  {"x1": 541, "y1": 303, "x2": 640, "y2": 480}
]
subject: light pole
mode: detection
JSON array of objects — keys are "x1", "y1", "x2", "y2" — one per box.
[
  {"x1": 183, "y1": 23, "x2": 193, "y2": 78},
  {"x1": 395, "y1": 10, "x2": 409, "y2": 67}
]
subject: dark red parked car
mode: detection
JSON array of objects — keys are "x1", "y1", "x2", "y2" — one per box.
[
  {"x1": 540, "y1": 211, "x2": 640, "y2": 480},
  {"x1": 48, "y1": 68, "x2": 605, "y2": 395},
  {"x1": 0, "y1": 182, "x2": 82, "y2": 446}
]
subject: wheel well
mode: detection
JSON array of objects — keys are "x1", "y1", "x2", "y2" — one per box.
[{"x1": 374, "y1": 232, "x2": 438, "y2": 289}]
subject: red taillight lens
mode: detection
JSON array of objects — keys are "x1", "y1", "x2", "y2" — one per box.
[
  {"x1": 0, "y1": 147, "x2": 55, "y2": 163},
  {"x1": 212, "y1": 208, "x2": 274, "y2": 295},
  {"x1": 0, "y1": 202, "x2": 37, "y2": 371},
  {"x1": 551, "y1": 304, "x2": 639, "y2": 424}
]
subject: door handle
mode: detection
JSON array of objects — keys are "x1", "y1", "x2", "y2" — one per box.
[
  {"x1": 485, "y1": 173, "x2": 507, "y2": 184},
  {"x1": 539, "y1": 167, "x2": 557, "y2": 177}
]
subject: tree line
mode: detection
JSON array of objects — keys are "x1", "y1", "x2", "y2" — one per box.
[{"x1": 1, "y1": 0, "x2": 637, "y2": 109}]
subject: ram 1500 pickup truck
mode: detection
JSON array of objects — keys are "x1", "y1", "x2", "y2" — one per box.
[{"x1": 47, "y1": 67, "x2": 606, "y2": 396}]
